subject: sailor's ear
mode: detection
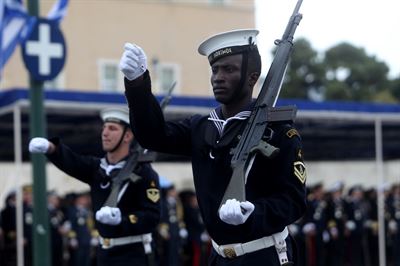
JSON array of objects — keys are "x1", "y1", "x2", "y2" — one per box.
[{"x1": 248, "y1": 72, "x2": 260, "y2": 87}]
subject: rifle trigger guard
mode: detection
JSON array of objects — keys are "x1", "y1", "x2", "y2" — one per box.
[{"x1": 263, "y1": 127, "x2": 274, "y2": 141}]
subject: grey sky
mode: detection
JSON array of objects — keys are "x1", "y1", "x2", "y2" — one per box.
[{"x1": 256, "y1": 0, "x2": 400, "y2": 78}]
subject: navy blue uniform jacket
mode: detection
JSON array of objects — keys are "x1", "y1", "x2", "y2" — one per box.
[
  {"x1": 47, "y1": 138, "x2": 161, "y2": 239},
  {"x1": 124, "y1": 71, "x2": 306, "y2": 245}
]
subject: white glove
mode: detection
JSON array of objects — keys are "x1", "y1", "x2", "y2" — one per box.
[
  {"x1": 345, "y1": 220, "x2": 356, "y2": 231},
  {"x1": 95, "y1": 206, "x2": 122, "y2": 225},
  {"x1": 218, "y1": 199, "x2": 255, "y2": 225},
  {"x1": 119, "y1": 43, "x2": 147, "y2": 81},
  {"x1": 389, "y1": 220, "x2": 398, "y2": 232},
  {"x1": 302, "y1": 222, "x2": 316, "y2": 234},
  {"x1": 200, "y1": 231, "x2": 210, "y2": 242},
  {"x1": 29, "y1": 137, "x2": 50, "y2": 153},
  {"x1": 179, "y1": 228, "x2": 188, "y2": 239}
]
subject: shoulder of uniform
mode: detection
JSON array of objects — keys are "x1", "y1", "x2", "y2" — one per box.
[
  {"x1": 285, "y1": 127, "x2": 301, "y2": 139},
  {"x1": 270, "y1": 122, "x2": 301, "y2": 139}
]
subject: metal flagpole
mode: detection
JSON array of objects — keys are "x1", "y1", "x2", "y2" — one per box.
[
  {"x1": 14, "y1": 103, "x2": 24, "y2": 266},
  {"x1": 375, "y1": 118, "x2": 386, "y2": 266}
]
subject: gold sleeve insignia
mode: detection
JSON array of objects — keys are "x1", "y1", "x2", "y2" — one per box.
[
  {"x1": 328, "y1": 220, "x2": 337, "y2": 228},
  {"x1": 129, "y1": 214, "x2": 138, "y2": 224},
  {"x1": 286, "y1": 129, "x2": 300, "y2": 139},
  {"x1": 68, "y1": 231, "x2": 77, "y2": 238},
  {"x1": 150, "y1": 181, "x2": 156, "y2": 187},
  {"x1": 296, "y1": 148, "x2": 303, "y2": 160},
  {"x1": 294, "y1": 161, "x2": 306, "y2": 184},
  {"x1": 146, "y1": 188, "x2": 160, "y2": 203}
]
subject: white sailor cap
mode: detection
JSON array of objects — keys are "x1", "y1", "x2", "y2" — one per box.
[
  {"x1": 329, "y1": 181, "x2": 344, "y2": 193},
  {"x1": 100, "y1": 107, "x2": 130, "y2": 126},
  {"x1": 198, "y1": 29, "x2": 259, "y2": 64}
]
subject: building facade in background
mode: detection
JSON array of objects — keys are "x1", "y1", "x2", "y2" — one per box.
[{"x1": 1, "y1": 0, "x2": 256, "y2": 96}]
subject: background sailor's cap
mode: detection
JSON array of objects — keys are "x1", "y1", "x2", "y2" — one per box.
[
  {"x1": 100, "y1": 107, "x2": 130, "y2": 126},
  {"x1": 198, "y1": 29, "x2": 259, "y2": 64},
  {"x1": 329, "y1": 181, "x2": 344, "y2": 193}
]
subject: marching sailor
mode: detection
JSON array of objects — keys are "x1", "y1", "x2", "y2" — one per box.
[
  {"x1": 29, "y1": 107, "x2": 161, "y2": 266},
  {"x1": 120, "y1": 29, "x2": 307, "y2": 265}
]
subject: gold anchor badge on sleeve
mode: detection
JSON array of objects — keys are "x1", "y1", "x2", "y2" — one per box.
[{"x1": 146, "y1": 188, "x2": 160, "y2": 203}]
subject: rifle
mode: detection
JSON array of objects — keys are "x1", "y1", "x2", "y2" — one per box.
[
  {"x1": 104, "y1": 81, "x2": 176, "y2": 207},
  {"x1": 219, "y1": 0, "x2": 304, "y2": 206}
]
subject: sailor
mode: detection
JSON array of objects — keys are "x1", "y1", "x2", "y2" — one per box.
[
  {"x1": 120, "y1": 29, "x2": 307, "y2": 265},
  {"x1": 29, "y1": 107, "x2": 161, "y2": 266}
]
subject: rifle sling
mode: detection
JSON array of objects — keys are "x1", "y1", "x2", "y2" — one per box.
[{"x1": 103, "y1": 152, "x2": 140, "y2": 207}]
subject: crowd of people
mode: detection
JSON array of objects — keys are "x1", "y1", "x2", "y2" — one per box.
[
  {"x1": 2, "y1": 181, "x2": 400, "y2": 266},
  {"x1": 0, "y1": 184, "x2": 211, "y2": 266},
  {"x1": 291, "y1": 181, "x2": 400, "y2": 266}
]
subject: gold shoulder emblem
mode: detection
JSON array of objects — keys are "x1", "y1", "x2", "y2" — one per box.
[
  {"x1": 286, "y1": 129, "x2": 300, "y2": 139},
  {"x1": 294, "y1": 161, "x2": 306, "y2": 184},
  {"x1": 146, "y1": 188, "x2": 160, "y2": 203},
  {"x1": 129, "y1": 214, "x2": 138, "y2": 224}
]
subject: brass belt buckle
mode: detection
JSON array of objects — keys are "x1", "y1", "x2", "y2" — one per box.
[
  {"x1": 103, "y1": 238, "x2": 110, "y2": 247},
  {"x1": 223, "y1": 247, "x2": 237, "y2": 258}
]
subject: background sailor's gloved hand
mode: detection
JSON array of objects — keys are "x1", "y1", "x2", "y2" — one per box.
[
  {"x1": 219, "y1": 199, "x2": 255, "y2": 225},
  {"x1": 29, "y1": 137, "x2": 50, "y2": 153},
  {"x1": 95, "y1": 206, "x2": 122, "y2": 225},
  {"x1": 119, "y1": 43, "x2": 147, "y2": 81}
]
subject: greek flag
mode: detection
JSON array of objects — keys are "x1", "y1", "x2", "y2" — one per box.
[
  {"x1": 47, "y1": 0, "x2": 68, "y2": 24},
  {"x1": 0, "y1": 0, "x2": 68, "y2": 79},
  {"x1": 0, "y1": 0, "x2": 29, "y2": 76}
]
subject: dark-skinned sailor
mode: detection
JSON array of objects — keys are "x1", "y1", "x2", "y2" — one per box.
[{"x1": 120, "y1": 29, "x2": 307, "y2": 265}]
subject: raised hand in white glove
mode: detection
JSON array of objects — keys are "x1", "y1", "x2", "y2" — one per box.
[
  {"x1": 119, "y1": 43, "x2": 147, "y2": 81},
  {"x1": 29, "y1": 137, "x2": 50, "y2": 153},
  {"x1": 218, "y1": 199, "x2": 255, "y2": 225},
  {"x1": 95, "y1": 206, "x2": 122, "y2": 225}
]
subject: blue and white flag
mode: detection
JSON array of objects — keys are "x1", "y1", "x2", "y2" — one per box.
[
  {"x1": 0, "y1": 0, "x2": 68, "y2": 79},
  {"x1": 47, "y1": 0, "x2": 68, "y2": 24},
  {"x1": 0, "y1": 0, "x2": 30, "y2": 77}
]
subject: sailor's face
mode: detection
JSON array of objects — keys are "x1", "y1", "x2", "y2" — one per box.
[
  {"x1": 101, "y1": 122, "x2": 125, "y2": 152},
  {"x1": 210, "y1": 54, "x2": 243, "y2": 104}
]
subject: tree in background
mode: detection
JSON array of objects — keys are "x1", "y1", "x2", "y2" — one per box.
[
  {"x1": 324, "y1": 42, "x2": 391, "y2": 102},
  {"x1": 389, "y1": 77, "x2": 400, "y2": 102},
  {"x1": 280, "y1": 38, "x2": 325, "y2": 100},
  {"x1": 278, "y1": 38, "x2": 400, "y2": 103}
]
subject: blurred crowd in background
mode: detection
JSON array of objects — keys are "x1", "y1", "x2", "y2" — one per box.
[
  {"x1": 0, "y1": 184, "x2": 211, "y2": 266},
  {"x1": 293, "y1": 181, "x2": 400, "y2": 266},
  {"x1": 2, "y1": 180, "x2": 400, "y2": 266}
]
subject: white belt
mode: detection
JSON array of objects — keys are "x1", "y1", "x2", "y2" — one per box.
[
  {"x1": 99, "y1": 233, "x2": 152, "y2": 253},
  {"x1": 212, "y1": 227, "x2": 289, "y2": 264}
]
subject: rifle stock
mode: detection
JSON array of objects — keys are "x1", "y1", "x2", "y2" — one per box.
[{"x1": 220, "y1": 0, "x2": 303, "y2": 207}]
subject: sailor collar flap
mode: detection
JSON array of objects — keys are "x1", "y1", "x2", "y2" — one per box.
[{"x1": 205, "y1": 107, "x2": 250, "y2": 149}]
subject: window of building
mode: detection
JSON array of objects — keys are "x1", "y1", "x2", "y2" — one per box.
[
  {"x1": 208, "y1": 0, "x2": 228, "y2": 6},
  {"x1": 154, "y1": 62, "x2": 181, "y2": 95},
  {"x1": 98, "y1": 59, "x2": 124, "y2": 92}
]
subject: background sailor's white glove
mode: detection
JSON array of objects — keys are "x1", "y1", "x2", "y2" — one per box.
[
  {"x1": 95, "y1": 206, "x2": 122, "y2": 225},
  {"x1": 29, "y1": 137, "x2": 50, "y2": 153},
  {"x1": 119, "y1": 43, "x2": 147, "y2": 81},
  {"x1": 219, "y1": 199, "x2": 255, "y2": 225},
  {"x1": 179, "y1": 228, "x2": 188, "y2": 239}
]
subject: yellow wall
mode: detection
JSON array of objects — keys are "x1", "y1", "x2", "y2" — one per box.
[{"x1": 1, "y1": 0, "x2": 256, "y2": 96}]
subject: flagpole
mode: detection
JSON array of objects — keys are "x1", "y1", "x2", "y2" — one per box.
[{"x1": 27, "y1": 0, "x2": 51, "y2": 265}]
